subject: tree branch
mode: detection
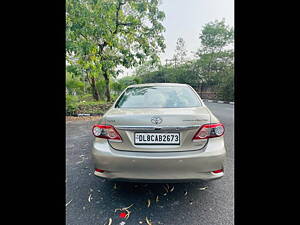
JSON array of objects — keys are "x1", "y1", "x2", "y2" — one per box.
[{"x1": 113, "y1": 0, "x2": 126, "y2": 34}]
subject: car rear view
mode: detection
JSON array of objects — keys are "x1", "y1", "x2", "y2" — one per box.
[{"x1": 91, "y1": 83, "x2": 226, "y2": 182}]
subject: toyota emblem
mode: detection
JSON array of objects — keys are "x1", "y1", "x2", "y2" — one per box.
[{"x1": 151, "y1": 116, "x2": 162, "y2": 124}]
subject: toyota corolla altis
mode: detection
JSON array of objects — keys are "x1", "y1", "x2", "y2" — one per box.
[{"x1": 91, "y1": 83, "x2": 226, "y2": 182}]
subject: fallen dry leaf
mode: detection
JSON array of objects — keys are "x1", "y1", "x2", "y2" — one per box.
[
  {"x1": 198, "y1": 187, "x2": 208, "y2": 190},
  {"x1": 145, "y1": 217, "x2": 152, "y2": 225},
  {"x1": 123, "y1": 203, "x2": 134, "y2": 210},
  {"x1": 169, "y1": 186, "x2": 175, "y2": 192},
  {"x1": 163, "y1": 185, "x2": 169, "y2": 193},
  {"x1": 66, "y1": 199, "x2": 72, "y2": 207},
  {"x1": 106, "y1": 218, "x2": 112, "y2": 225},
  {"x1": 76, "y1": 160, "x2": 84, "y2": 164}
]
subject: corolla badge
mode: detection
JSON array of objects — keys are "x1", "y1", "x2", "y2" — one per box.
[{"x1": 151, "y1": 116, "x2": 162, "y2": 124}]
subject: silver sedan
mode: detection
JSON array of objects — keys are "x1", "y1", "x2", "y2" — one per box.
[{"x1": 91, "y1": 83, "x2": 226, "y2": 182}]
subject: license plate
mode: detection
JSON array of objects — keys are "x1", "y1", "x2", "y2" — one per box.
[{"x1": 134, "y1": 133, "x2": 180, "y2": 145}]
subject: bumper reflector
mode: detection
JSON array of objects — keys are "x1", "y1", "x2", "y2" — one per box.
[
  {"x1": 95, "y1": 168, "x2": 105, "y2": 173},
  {"x1": 212, "y1": 169, "x2": 223, "y2": 173}
]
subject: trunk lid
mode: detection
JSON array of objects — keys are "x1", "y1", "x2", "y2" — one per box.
[{"x1": 103, "y1": 107, "x2": 211, "y2": 152}]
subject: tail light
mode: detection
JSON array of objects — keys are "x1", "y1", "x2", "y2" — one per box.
[
  {"x1": 92, "y1": 124, "x2": 122, "y2": 142},
  {"x1": 193, "y1": 123, "x2": 224, "y2": 141}
]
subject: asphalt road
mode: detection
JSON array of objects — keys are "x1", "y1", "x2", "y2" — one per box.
[{"x1": 66, "y1": 102, "x2": 234, "y2": 225}]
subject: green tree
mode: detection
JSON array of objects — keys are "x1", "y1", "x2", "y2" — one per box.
[
  {"x1": 66, "y1": 0, "x2": 166, "y2": 101},
  {"x1": 172, "y1": 37, "x2": 187, "y2": 67},
  {"x1": 195, "y1": 19, "x2": 234, "y2": 95}
]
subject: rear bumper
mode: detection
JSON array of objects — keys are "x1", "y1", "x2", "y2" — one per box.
[{"x1": 91, "y1": 137, "x2": 226, "y2": 181}]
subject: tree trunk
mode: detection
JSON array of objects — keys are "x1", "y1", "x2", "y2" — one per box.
[
  {"x1": 103, "y1": 71, "x2": 111, "y2": 102},
  {"x1": 90, "y1": 76, "x2": 100, "y2": 101},
  {"x1": 86, "y1": 72, "x2": 100, "y2": 101}
]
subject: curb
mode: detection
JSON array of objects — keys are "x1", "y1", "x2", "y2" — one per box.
[
  {"x1": 203, "y1": 99, "x2": 234, "y2": 105},
  {"x1": 67, "y1": 113, "x2": 103, "y2": 117}
]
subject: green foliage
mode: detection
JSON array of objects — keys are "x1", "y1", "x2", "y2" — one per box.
[
  {"x1": 66, "y1": 94, "x2": 79, "y2": 115},
  {"x1": 119, "y1": 75, "x2": 142, "y2": 86},
  {"x1": 111, "y1": 81, "x2": 124, "y2": 95},
  {"x1": 135, "y1": 20, "x2": 234, "y2": 101},
  {"x1": 172, "y1": 37, "x2": 187, "y2": 66},
  {"x1": 66, "y1": 72, "x2": 85, "y2": 95},
  {"x1": 66, "y1": 0, "x2": 166, "y2": 101},
  {"x1": 96, "y1": 79, "x2": 106, "y2": 99},
  {"x1": 217, "y1": 73, "x2": 234, "y2": 101},
  {"x1": 66, "y1": 64, "x2": 82, "y2": 77},
  {"x1": 78, "y1": 94, "x2": 94, "y2": 102},
  {"x1": 199, "y1": 19, "x2": 234, "y2": 52}
]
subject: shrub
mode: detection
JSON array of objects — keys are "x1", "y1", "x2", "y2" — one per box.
[
  {"x1": 65, "y1": 95, "x2": 114, "y2": 115},
  {"x1": 66, "y1": 95, "x2": 79, "y2": 115},
  {"x1": 217, "y1": 75, "x2": 234, "y2": 101},
  {"x1": 79, "y1": 94, "x2": 94, "y2": 102}
]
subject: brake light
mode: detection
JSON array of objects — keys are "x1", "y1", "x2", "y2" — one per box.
[
  {"x1": 92, "y1": 124, "x2": 122, "y2": 141},
  {"x1": 193, "y1": 123, "x2": 224, "y2": 140}
]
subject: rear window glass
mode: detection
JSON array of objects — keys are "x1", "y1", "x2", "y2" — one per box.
[{"x1": 115, "y1": 86, "x2": 201, "y2": 108}]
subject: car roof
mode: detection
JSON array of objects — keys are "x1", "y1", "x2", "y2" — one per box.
[{"x1": 127, "y1": 83, "x2": 189, "y2": 88}]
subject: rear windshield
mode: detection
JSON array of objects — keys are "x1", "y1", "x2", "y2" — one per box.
[{"x1": 115, "y1": 86, "x2": 202, "y2": 108}]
